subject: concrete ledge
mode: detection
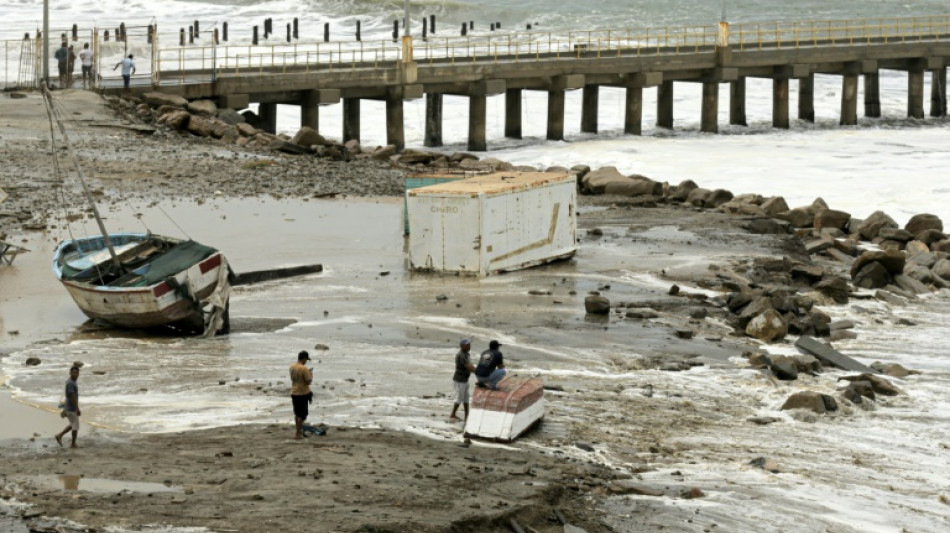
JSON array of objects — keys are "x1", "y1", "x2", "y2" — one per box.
[
  {"x1": 218, "y1": 93, "x2": 250, "y2": 110},
  {"x1": 550, "y1": 74, "x2": 585, "y2": 91},
  {"x1": 861, "y1": 60, "x2": 878, "y2": 74},
  {"x1": 313, "y1": 89, "x2": 341, "y2": 105},
  {"x1": 471, "y1": 79, "x2": 506, "y2": 96},
  {"x1": 927, "y1": 57, "x2": 945, "y2": 69},
  {"x1": 627, "y1": 72, "x2": 663, "y2": 87}
]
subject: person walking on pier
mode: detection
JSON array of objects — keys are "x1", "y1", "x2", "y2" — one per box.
[
  {"x1": 78, "y1": 43, "x2": 94, "y2": 89},
  {"x1": 54, "y1": 42, "x2": 69, "y2": 88},
  {"x1": 54, "y1": 366, "x2": 81, "y2": 448},
  {"x1": 474, "y1": 340, "x2": 507, "y2": 390},
  {"x1": 113, "y1": 54, "x2": 135, "y2": 90},
  {"x1": 290, "y1": 350, "x2": 313, "y2": 440},
  {"x1": 450, "y1": 338, "x2": 476, "y2": 422}
]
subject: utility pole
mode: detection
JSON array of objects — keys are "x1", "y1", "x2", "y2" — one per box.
[
  {"x1": 42, "y1": 0, "x2": 49, "y2": 87},
  {"x1": 404, "y1": 0, "x2": 411, "y2": 36}
]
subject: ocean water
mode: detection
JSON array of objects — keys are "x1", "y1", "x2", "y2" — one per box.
[{"x1": 3, "y1": 2, "x2": 950, "y2": 532}]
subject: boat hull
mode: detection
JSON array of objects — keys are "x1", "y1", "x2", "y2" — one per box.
[
  {"x1": 53, "y1": 234, "x2": 230, "y2": 333},
  {"x1": 464, "y1": 376, "x2": 545, "y2": 442}
]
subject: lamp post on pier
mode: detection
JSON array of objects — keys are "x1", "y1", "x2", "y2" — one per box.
[{"x1": 42, "y1": 0, "x2": 49, "y2": 87}]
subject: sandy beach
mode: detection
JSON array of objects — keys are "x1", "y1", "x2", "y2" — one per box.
[{"x1": 2, "y1": 89, "x2": 950, "y2": 533}]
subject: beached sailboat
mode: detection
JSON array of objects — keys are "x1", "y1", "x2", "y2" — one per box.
[{"x1": 43, "y1": 88, "x2": 231, "y2": 335}]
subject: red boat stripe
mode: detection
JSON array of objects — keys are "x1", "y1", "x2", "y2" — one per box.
[
  {"x1": 153, "y1": 282, "x2": 173, "y2": 297},
  {"x1": 200, "y1": 254, "x2": 222, "y2": 274}
]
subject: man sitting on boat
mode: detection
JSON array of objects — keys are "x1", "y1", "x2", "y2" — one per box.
[{"x1": 474, "y1": 340, "x2": 507, "y2": 390}]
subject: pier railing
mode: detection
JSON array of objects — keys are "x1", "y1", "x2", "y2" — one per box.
[{"x1": 3, "y1": 15, "x2": 950, "y2": 89}]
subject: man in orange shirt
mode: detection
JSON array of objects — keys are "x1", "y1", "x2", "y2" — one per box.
[{"x1": 290, "y1": 350, "x2": 313, "y2": 439}]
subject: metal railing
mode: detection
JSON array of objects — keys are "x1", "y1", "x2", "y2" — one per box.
[{"x1": 4, "y1": 15, "x2": 950, "y2": 88}]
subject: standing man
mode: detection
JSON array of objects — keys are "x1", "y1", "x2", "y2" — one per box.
[
  {"x1": 450, "y1": 338, "x2": 476, "y2": 422},
  {"x1": 54, "y1": 42, "x2": 69, "y2": 88},
  {"x1": 474, "y1": 340, "x2": 507, "y2": 390},
  {"x1": 78, "y1": 43, "x2": 94, "y2": 89},
  {"x1": 66, "y1": 45, "x2": 77, "y2": 87},
  {"x1": 289, "y1": 350, "x2": 313, "y2": 440},
  {"x1": 54, "y1": 366, "x2": 81, "y2": 448},
  {"x1": 113, "y1": 54, "x2": 135, "y2": 90}
]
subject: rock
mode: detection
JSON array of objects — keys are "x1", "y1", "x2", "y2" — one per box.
[
  {"x1": 761, "y1": 196, "x2": 790, "y2": 217},
  {"x1": 905, "y1": 213, "x2": 943, "y2": 236},
  {"x1": 343, "y1": 139, "x2": 361, "y2": 154},
  {"x1": 748, "y1": 416, "x2": 780, "y2": 425},
  {"x1": 853, "y1": 261, "x2": 892, "y2": 289},
  {"x1": 143, "y1": 92, "x2": 188, "y2": 108},
  {"x1": 544, "y1": 165, "x2": 569, "y2": 173},
  {"x1": 669, "y1": 179, "x2": 698, "y2": 202},
  {"x1": 186, "y1": 99, "x2": 217, "y2": 116},
  {"x1": 828, "y1": 329, "x2": 858, "y2": 341},
  {"x1": 704, "y1": 188, "x2": 734, "y2": 208},
  {"x1": 745, "y1": 308, "x2": 788, "y2": 342},
  {"x1": 781, "y1": 391, "x2": 838, "y2": 413},
  {"x1": 674, "y1": 328, "x2": 694, "y2": 339},
  {"x1": 291, "y1": 126, "x2": 326, "y2": 147},
  {"x1": 814, "y1": 208, "x2": 851, "y2": 232},
  {"x1": 904, "y1": 265, "x2": 934, "y2": 285},
  {"x1": 749, "y1": 457, "x2": 781, "y2": 473},
  {"x1": 804, "y1": 237, "x2": 835, "y2": 255},
  {"x1": 581, "y1": 166, "x2": 626, "y2": 194},
  {"x1": 604, "y1": 176, "x2": 662, "y2": 197},
  {"x1": 893, "y1": 273, "x2": 930, "y2": 295},
  {"x1": 931, "y1": 240, "x2": 950, "y2": 253},
  {"x1": 791, "y1": 263, "x2": 825, "y2": 282},
  {"x1": 480, "y1": 157, "x2": 514, "y2": 171},
  {"x1": 879, "y1": 227, "x2": 913, "y2": 242},
  {"x1": 269, "y1": 138, "x2": 313, "y2": 155},
  {"x1": 185, "y1": 115, "x2": 214, "y2": 137},
  {"x1": 875, "y1": 289, "x2": 909, "y2": 306},
  {"x1": 449, "y1": 152, "x2": 479, "y2": 163},
  {"x1": 850, "y1": 249, "x2": 905, "y2": 278},
  {"x1": 916, "y1": 228, "x2": 946, "y2": 246},
  {"x1": 625, "y1": 309, "x2": 658, "y2": 319},
  {"x1": 236, "y1": 123, "x2": 257, "y2": 137},
  {"x1": 686, "y1": 187, "x2": 712, "y2": 207},
  {"x1": 25, "y1": 357, "x2": 41, "y2": 366},
  {"x1": 584, "y1": 295, "x2": 610, "y2": 315},
  {"x1": 905, "y1": 240, "x2": 930, "y2": 255},
  {"x1": 869, "y1": 362, "x2": 919, "y2": 378},
  {"x1": 856, "y1": 210, "x2": 898, "y2": 240},
  {"x1": 743, "y1": 218, "x2": 790, "y2": 235},
  {"x1": 9, "y1": 92, "x2": 27, "y2": 99},
  {"x1": 313, "y1": 344, "x2": 330, "y2": 351},
  {"x1": 738, "y1": 296, "x2": 774, "y2": 329},
  {"x1": 216, "y1": 108, "x2": 246, "y2": 125},
  {"x1": 778, "y1": 206, "x2": 815, "y2": 228},
  {"x1": 575, "y1": 442, "x2": 595, "y2": 452},
  {"x1": 688, "y1": 307, "x2": 708, "y2": 319},
  {"x1": 570, "y1": 164, "x2": 591, "y2": 181},
  {"x1": 838, "y1": 373, "x2": 902, "y2": 396},
  {"x1": 161, "y1": 110, "x2": 190, "y2": 130},
  {"x1": 373, "y1": 145, "x2": 397, "y2": 160},
  {"x1": 766, "y1": 354, "x2": 799, "y2": 380},
  {"x1": 668, "y1": 284, "x2": 680, "y2": 296},
  {"x1": 829, "y1": 319, "x2": 855, "y2": 330}
]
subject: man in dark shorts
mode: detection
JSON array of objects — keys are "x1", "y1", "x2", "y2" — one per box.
[
  {"x1": 450, "y1": 338, "x2": 476, "y2": 422},
  {"x1": 54, "y1": 366, "x2": 81, "y2": 448},
  {"x1": 474, "y1": 340, "x2": 507, "y2": 390},
  {"x1": 54, "y1": 42, "x2": 69, "y2": 88},
  {"x1": 290, "y1": 350, "x2": 313, "y2": 439}
]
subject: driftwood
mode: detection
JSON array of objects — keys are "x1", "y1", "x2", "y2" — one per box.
[{"x1": 231, "y1": 264, "x2": 323, "y2": 286}]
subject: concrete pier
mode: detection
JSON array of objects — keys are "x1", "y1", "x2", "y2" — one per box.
[
  {"x1": 730, "y1": 78, "x2": 747, "y2": 126},
  {"x1": 505, "y1": 89, "x2": 522, "y2": 139},
  {"x1": 259, "y1": 102, "x2": 277, "y2": 133},
  {"x1": 864, "y1": 72, "x2": 881, "y2": 118},
  {"x1": 798, "y1": 75, "x2": 815, "y2": 122},
  {"x1": 386, "y1": 91, "x2": 405, "y2": 150},
  {"x1": 931, "y1": 67, "x2": 947, "y2": 117},
  {"x1": 701, "y1": 82, "x2": 718, "y2": 133},
  {"x1": 657, "y1": 81, "x2": 674, "y2": 129},
  {"x1": 301, "y1": 90, "x2": 319, "y2": 130},
  {"x1": 840, "y1": 73, "x2": 859, "y2": 125},
  {"x1": 581, "y1": 85, "x2": 599, "y2": 133},
  {"x1": 547, "y1": 89, "x2": 565, "y2": 141},
  {"x1": 343, "y1": 98, "x2": 360, "y2": 143},
  {"x1": 424, "y1": 93, "x2": 442, "y2": 147},
  {"x1": 908, "y1": 68, "x2": 925, "y2": 119},
  {"x1": 624, "y1": 85, "x2": 643, "y2": 135},
  {"x1": 468, "y1": 93, "x2": 487, "y2": 151},
  {"x1": 773, "y1": 78, "x2": 789, "y2": 129}
]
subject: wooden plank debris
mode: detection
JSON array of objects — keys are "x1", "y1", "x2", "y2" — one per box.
[
  {"x1": 794, "y1": 335, "x2": 879, "y2": 373},
  {"x1": 231, "y1": 264, "x2": 323, "y2": 286}
]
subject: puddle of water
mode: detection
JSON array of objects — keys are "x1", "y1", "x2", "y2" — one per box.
[{"x1": 25, "y1": 475, "x2": 181, "y2": 493}]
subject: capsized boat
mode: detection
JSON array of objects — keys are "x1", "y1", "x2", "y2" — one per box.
[
  {"x1": 53, "y1": 232, "x2": 231, "y2": 335},
  {"x1": 464, "y1": 376, "x2": 545, "y2": 442}
]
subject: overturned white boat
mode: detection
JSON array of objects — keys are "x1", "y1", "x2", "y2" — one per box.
[
  {"x1": 53, "y1": 232, "x2": 231, "y2": 335},
  {"x1": 464, "y1": 376, "x2": 545, "y2": 442}
]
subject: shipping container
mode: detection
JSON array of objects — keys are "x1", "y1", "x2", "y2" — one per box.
[
  {"x1": 406, "y1": 171, "x2": 577, "y2": 276},
  {"x1": 403, "y1": 171, "x2": 473, "y2": 234}
]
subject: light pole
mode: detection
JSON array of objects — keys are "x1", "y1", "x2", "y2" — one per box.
[
  {"x1": 404, "y1": 0, "x2": 410, "y2": 37},
  {"x1": 42, "y1": 0, "x2": 49, "y2": 87}
]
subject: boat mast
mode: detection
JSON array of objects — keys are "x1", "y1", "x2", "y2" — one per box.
[{"x1": 42, "y1": 87, "x2": 122, "y2": 272}]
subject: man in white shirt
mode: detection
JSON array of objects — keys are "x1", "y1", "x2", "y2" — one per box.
[
  {"x1": 78, "y1": 43, "x2": 94, "y2": 89},
  {"x1": 113, "y1": 54, "x2": 135, "y2": 90}
]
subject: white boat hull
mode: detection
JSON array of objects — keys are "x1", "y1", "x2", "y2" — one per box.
[{"x1": 464, "y1": 376, "x2": 545, "y2": 442}]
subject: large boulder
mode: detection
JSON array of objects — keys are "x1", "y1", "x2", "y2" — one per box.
[
  {"x1": 584, "y1": 295, "x2": 611, "y2": 315},
  {"x1": 852, "y1": 261, "x2": 892, "y2": 289},
  {"x1": 905, "y1": 213, "x2": 943, "y2": 237},
  {"x1": 216, "y1": 108, "x2": 246, "y2": 125},
  {"x1": 850, "y1": 249, "x2": 906, "y2": 278},
  {"x1": 761, "y1": 196, "x2": 790, "y2": 217},
  {"x1": 604, "y1": 176, "x2": 663, "y2": 197},
  {"x1": 686, "y1": 187, "x2": 713, "y2": 207},
  {"x1": 669, "y1": 179, "x2": 698, "y2": 202},
  {"x1": 581, "y1": 166, "x2": 627, "y2": 194},
  {"x1": 745, "y1": 308, "x2": 788, "y2": 342},
  {"x1": 781, "y1": 391, "x2": 838, "y2": 413},
  {"x1": 143, "y1": 91, "x2": 188, "y2": 108},
  {"x1": 856, "y1": 210, "x2": 898, "y2": 240},
  {"x1": 705, "y1": 188, "x2": 735, "y2": 208},
  {"x1": 161, "y1": 110, "x2": 190, "y2": 130},
  {"x1": 184, "y1": 115, "x2": 214, "y2": 137},
  {"x1": 291, "y1": 126, "x2": 327, "y2": 147},
  {"x1": 879, "y1": 227, "x2": 913, "y2": 242},
  {"x1": 186, "y1": 99, "x2": 217, "y2": 116},
  {"x1": 778, "y1": 206, "x2": 815, "y2": 228},
  {"x1": 814, "y1": 208, "x2": 851, "y2": 233}
]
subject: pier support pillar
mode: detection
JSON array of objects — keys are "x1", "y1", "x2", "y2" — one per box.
[
  {"x1": 581, "y1": 85, "x2": 599, "y2": 133},
  {"x1": 301, "y1": 91, "x2": 319, "y2": 131},
  {"x1": 799, "y1": 74, "x2": 815, "y2": 122},
  {"x1": 505, "y1": 89, "x2": 522, "y2": 139},
  {"x1": 931, "y1": 67, "x2": 947, "y2": 117},
  {"x1": 864, "y1": 72, "x2": 881, "y2": 118},
  {"x1": 424, "y1": 93, "x2": 443, "y2": 147},
  {"x1": 657, "y1": 81, "x2": 674, "y2": 129},
  {"x1": 343, "y1": 98, "x2": 360, "y2": 143},
  {"x1": 258, "y1": 102, "x2": 277, "y2": 134},
  {"x1": 386, "y1": 92, "x2": 405, "y2": 151},
  {"x1": 909, "y1": 69, "x2": 925, "y2": 119},
  {"x1": 624, "y1": 85, "x2": 643, "y2": 135},
  {"x1": 468, "y1": 93, "x2": 487, "y2": 152},
  {"x1": 547, "y1": 89, "x2": 565, "y2": 141},
  {"x1": 772, "y1": 78, "x2": 789, "y2": 129},
  {"x1": 840, "y1": 74, "x2": 859, "y2": 125},
  {"x1": 729, "y1": 78, "x2": 747, "y2": 126},
  {"x1": 701, "y1": 81, "x2": 719, "y2": 133}
]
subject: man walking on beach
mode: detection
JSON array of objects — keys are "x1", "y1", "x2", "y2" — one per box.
[
  {"x1": 54, "y1": 42, "x2": 69, "y2": 88},
  {"x1": 450, "y1": 338, "x2": 476, "y2": 422},
  {"x1": 474, "y1": 340, "x2": 507, "y2": 390},
  {"x1": 78, "y1": 43, "x2": 94, "y2": 89},
  {"x1": 113, "y1": 54, "x2": 135, "y2": 90},
  {"x1": 54, "y1": 366, "x2": 81, "y2": 448},
  {"x1": 290, "y1": 350, "x2": 313, "y2": 440}
]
